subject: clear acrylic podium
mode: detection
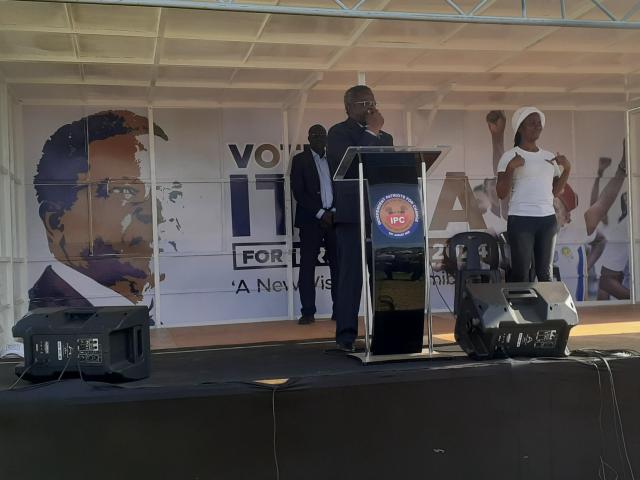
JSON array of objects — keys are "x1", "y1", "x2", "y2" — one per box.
[{"x1": 333, "y1": 146, "x2": 450, "y2": 364}]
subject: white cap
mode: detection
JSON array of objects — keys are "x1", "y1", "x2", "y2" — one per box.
[{"x1": 511, "y1": 106, "x2": 545, "y2": 133}]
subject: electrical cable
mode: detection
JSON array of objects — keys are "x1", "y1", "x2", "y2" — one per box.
[
  {"x1": 532, "y1": 354, "x2": 621, "y2": 480},
  {"x1": 570, "y1": 350, "x2": 638, "y2": 480},
  {"x1": 8, "y1": 362, "x2": 35, "y2": 391},
  {"x1": 57, "y1": 350, "x2": 74, "y2": 382},
  {"x1": 432, "y1": 276, "x2": 453, "y2": 315}
]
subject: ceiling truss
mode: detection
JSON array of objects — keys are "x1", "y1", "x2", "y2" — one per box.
[
  {"x1": 35, "y1": 0, "x2": 640, "y2": 29},
  {"x1": 2, "y1": 0, "x2": 640, "y2": 110}
]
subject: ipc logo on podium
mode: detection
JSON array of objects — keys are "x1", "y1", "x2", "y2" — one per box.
[{"x1": 374, "y1": 193, "x2": 420, "y2": 239}]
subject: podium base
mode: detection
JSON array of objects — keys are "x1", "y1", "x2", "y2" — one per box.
[{"x1": 349, "y1": 348, "x2": 437, "y2": 365}]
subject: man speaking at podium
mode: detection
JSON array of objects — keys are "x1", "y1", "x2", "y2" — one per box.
[{"x1": 327, "y1": 85, "x2": 393, "y2": 352}]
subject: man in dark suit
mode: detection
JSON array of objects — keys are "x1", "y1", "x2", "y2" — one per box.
[
  {"x1": 327, "y1": 85, "x2": 393, "y2": 352},
  {"x1": 290, "y1": 125, "x2": 338, "y2": 325}
]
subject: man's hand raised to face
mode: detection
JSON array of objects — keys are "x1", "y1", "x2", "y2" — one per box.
[{"x1": 365, "y1": 108, "x2": 384, "y2": 135}]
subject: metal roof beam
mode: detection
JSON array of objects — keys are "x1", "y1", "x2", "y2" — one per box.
[{"x1": 26, "y1": 0, "x2": 640, "y2": 30}]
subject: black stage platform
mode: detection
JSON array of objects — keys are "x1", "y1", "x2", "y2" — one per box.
[{"x1": 1, "y1": 341, "x2": 639, "y2": 480}]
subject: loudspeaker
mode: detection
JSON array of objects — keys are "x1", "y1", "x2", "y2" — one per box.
[
  {"x1": 455, "y1": 282, "x2": 578, "y2": 359},
  {"x1": 12, "y1": 306, "x2": 151, "y2": 382}
]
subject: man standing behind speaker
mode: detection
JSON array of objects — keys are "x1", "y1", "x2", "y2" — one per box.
[
  {"x1": 291, "y1": 125, "x2": 338, "y2": 325},
  {"x1": 327, "y1": 85, "x2": 393, "y2": 352}
]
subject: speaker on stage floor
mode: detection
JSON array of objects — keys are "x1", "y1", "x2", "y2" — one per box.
[
  {"x1": 12, "y1": 306, "x2": 151, "y2": 382},
  {"x1": 454, "y1": 282, "x2": 579, "y2": 359}
]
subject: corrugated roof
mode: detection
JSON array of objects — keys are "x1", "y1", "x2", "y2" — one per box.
[{"x1": 0, "y1": 0, "x2": 638, "y2": 109}]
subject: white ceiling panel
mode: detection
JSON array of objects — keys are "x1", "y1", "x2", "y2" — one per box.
[
  {"x1": 231, "y1": 68, "x2": 313, "y2": 87},
  {"x1": 0, "y1": 1, "x2": 69, "y2": 30},
  {"x1": 357, "y1": 19, "x2": 464, "y2": 46},
  {"x1": 161, "y1": 38, "x2": 251, "y2": 64},
  {"x1": 0, "y1": 61, "x2": 80, "y2": 81},
  {"x1": 1, "y1": 1, "x2": 639, "y2": 110},
  {"x1": 157, "y1": 66, "x2": 235, "y2": 85},
  {"x1": 9, "y1": 83, "x2": 84, "y2": 101},
  {"x1": 606, "y1": 31, "x2": 640, "y2": 53},
  {"x1": 491, "y1": 51, "x2": 601, "y2": 73},
  {"x1": 83, "y1": 64, "x2": 154, "y2": 83},
  {"x1": 83, "y1": 84, "x2": 149, "y2": 101},
  {"x1": 411, "y1": 50, "x2": 512, "y2": 72},
  {"x1": 77, "y1": 34, "x2": 156, "y2": 60},
  {"x1": 163, "y1": 9, "x2": 268, "y2": 41},
  {"x1": 373, "y1": 71, "x2": 460, "y2": 90},
  {"x1": 528, "y1": 27, "x2": 638, "y2": 53},
  {"x1": 334, "y1": 46, "x2": 424, "y2": 69},
  {"x1": 260, "y1": 14, "x2": 365, "y2": 44},
  {"x1": 247, "y1": 43, "x2": 338, "y2": 66},
  {"x1": 151, "y1": 86, "x2": 223, "y2": 103},
  {"x1": 440, "y1": 90, "x2": 627, "y2": 109},
  {"x1": 151, "y1": 86, "x2": 292, "y2": 105},
  {"x1": 307, "y1": 89, "x2": 350, "y2": 105},
  {"x1": 0, "y1": 31, "x2": 74, "y2": 58},
  {"x1": 70, "y1": 5, "x2": 160, "y2": 35},
  {"x1": 575, "y1": 52, "x2": 640, "y2": 74},
  {"x1": 217, "y1": 88, "x2": 293, "y2": 103},
  {"x1": 317, "y1": 71, "x2": 387, "y2": 88},
  {"x1": 441, "y1": 24, "x2": 555, "y2": 51}
]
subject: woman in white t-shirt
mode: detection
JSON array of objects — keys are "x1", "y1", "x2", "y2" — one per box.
[{"x1": 496, "y1": 107, "x2": 571, "y2": 282}]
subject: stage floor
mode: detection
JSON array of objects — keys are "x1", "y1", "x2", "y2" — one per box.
[
  {"x1": 150, "y1": 304, "x2": 640, "y2": 351},
  {"x1": 1, "y1": 304, "x2": 639, "y2": 479},
  {"x1": 1, "y1": 340, "x2": 639, "y2": 480}
]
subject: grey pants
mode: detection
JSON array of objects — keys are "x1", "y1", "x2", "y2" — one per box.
[{"x1": 507, "y1": 214, "x2": 558, "y2": 282}]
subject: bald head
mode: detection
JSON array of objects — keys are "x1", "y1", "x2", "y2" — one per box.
[
  {"x1": 344, "y1": 85, "x2": 376, "y2": 124},
  {"x1": 308, "y1": 124, "x2": 327, "y2": 156}
]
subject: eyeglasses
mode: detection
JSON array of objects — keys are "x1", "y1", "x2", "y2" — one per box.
[
  {"x1": 351, "y1": 100, "x2": 377, "y2": 108},
  {"x1": 90, "y1": 179, "x2": 149, "y2": 206}
]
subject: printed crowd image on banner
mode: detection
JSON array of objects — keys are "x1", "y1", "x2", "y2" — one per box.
[{"x1": 21, "y1": 106, "x2": 631, "y2": 327}]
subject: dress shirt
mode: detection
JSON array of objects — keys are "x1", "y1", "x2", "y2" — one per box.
[{"x1": 312, "y1": 149, "x2": 334, "y2": 219}]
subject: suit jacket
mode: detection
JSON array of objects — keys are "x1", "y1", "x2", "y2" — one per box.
[
  {"x1": 327, "y1": 118, "x2": 394, "y2": 224},
  {"x1": 28, "y1": 265, "x2": 92, "y2": 310},
  {"x1": 290, "y1": 148, "x2": 325, "y2": 228},
  {"x1": 327, "y1": 117, "x2": 394, "y2": 177},
  {"x1": 28, "y1": 264, "x2": 156, "y2": 324}
]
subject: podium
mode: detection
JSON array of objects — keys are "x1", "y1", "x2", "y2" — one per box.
[{"x1": 333, "y1": 146, "x2": 449, "y2": 363}]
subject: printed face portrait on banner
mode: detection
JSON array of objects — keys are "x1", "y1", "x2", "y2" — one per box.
[{"x1": 29, "y1": 110, "x2": 168, "y2": 310}]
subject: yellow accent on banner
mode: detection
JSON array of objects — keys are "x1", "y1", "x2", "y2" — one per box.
[
  {"x1": 434, "y1": 322, "x2": 640, "y2": 343},
  {"x1": 571, "y1": 321, "x2": 640, "y2": 337}
]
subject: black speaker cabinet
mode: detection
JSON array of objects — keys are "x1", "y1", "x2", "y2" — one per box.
[
  {"x1": 12, "y1": 306, "x2": 151, "y2": 382},
  {"x1": 455, "y1": 282, "x2": 578, "y2": 359}
]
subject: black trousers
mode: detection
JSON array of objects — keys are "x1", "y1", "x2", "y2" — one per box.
[
  {"x1": 334, "y1": 223, "x2": 372, "y2": 345},
  {"x1": 507, "y1": 214, "x2": 558, "y2": 282},
  {"x1": 298, "y1": 221, "x2": 338, "y2": 317}
]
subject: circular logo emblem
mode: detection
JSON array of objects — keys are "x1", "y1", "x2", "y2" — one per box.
[{"x1": 375, "y1": 193, "x2": 420, "y2": 238}]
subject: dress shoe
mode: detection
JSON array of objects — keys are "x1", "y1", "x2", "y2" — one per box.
[
  {"x1": 298, "y1": 315, "x2": 315, "y2": 325},
  {"x1": 336, "y1": 341, "x2": 355, "y2": 353}
]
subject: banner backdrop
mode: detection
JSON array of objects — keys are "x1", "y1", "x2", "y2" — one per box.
[{"x1": 21, "y1": 106, "x2": 631, "y2": 327}]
